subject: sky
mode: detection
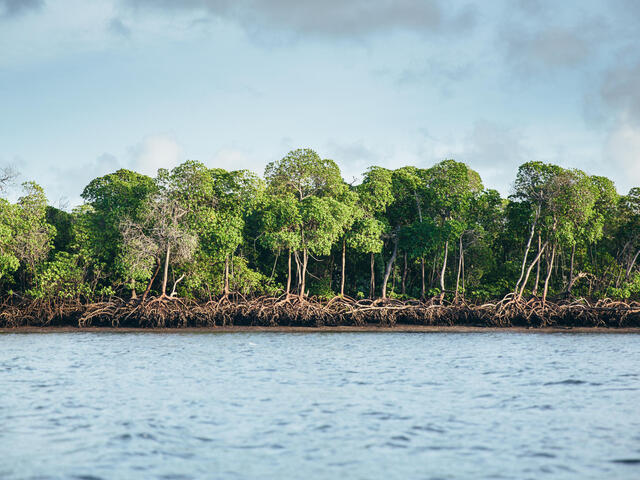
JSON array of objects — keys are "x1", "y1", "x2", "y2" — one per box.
[{"x1": 1, "y1": 0, "x2": 639, "y2": 207}]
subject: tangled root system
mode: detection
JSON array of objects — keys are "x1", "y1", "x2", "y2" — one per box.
[{"x1": 1, "y1": 294, "x2": 639, "y2": 329}]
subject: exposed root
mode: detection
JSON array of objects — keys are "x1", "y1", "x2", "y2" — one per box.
[{"x1": 1, "y1": 295, "x2": 639, "y2": 329}]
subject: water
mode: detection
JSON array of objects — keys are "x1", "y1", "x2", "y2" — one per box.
[{"x1": 1, "y1": 332, "x2": 639, "y2": 480}]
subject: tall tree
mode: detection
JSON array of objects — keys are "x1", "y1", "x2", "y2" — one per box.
[{"x1": 264, "y1": 149, "x2": 352, "y2": 299}]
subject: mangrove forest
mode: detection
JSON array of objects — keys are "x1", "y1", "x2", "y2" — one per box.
[{"x1": 0, "y1": 149, "x2": 639, "y2": 328}]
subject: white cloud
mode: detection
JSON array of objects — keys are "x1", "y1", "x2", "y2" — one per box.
[
  {"x1": 209, "y1": 148, "x2": 254, "y2": 172},
  {"x1": 129, "y1": 134, "x2": 182, "y2": 177}
]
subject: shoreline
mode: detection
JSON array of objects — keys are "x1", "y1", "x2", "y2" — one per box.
[{"x1": 3, "y1": 325, "x2": 640, "y2": 334}]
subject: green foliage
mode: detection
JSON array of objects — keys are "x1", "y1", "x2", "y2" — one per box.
[
  {"x1": 607, "y1": 273, "x2": 640, "y2": 300},
  {"x1": 80, "y1": 169, "x2": 157, "y2": 289},
  {"x1": 1, "y1": 153, "x2": 638, "y2": 303},
  {"x1": 0, "y1": 198, "x2": 20, "y2": 283},
  {"x1": 309, "y1": 276, "x2": 335, "y2": 300},
  {"x1": 29, "y1": 252, "x2": 92, "y2": 300}
]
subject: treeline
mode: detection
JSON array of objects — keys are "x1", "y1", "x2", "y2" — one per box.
[{"x1": 1, "y1": 149, "x2": 639, "y2": 305}]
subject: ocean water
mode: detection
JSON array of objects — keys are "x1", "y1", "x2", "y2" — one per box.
[{"x1": 1, "y1": 331, "x2": 639, "y2": 479}]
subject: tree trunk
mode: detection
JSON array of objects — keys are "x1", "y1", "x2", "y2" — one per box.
[
  {"x1": 381, "y1": 236, "x2": 398, "y2": 299},
  {"x1": 430, "y1": 253, "x2": 437, "y2": 288},
  {"x1": 455, "y1": 236, "x2": 463, "y2": 301},
  {"x1": 170, "y1": 274, "x2": 185, "y2": 297},
  {"x1": 161, "y1": 243, "x2": 170, "y2": 297},
  {"x1": 625, "y1": 249, "x2": 640, "y2": 281},
  {"x1": 420, "y1": 257, "x2": 426, "y2": 299},
  {"x1": 439, "y1": 241, "x2": 448, "y2": 300},
  {"x1": 369, "y1": 252, "x2": 375, "y2": 299},
  {"x1": 269, "y1": 249, "x2": 280, "y2": 281},
  {"x1": 616, "y1": 240, "x2": 633, "y2": 287},
  {"x1": 401, "y1": 251, "x2": 407, "y2": 295},
  {"x1": 299, "y1": 248, "x2": 308, "y2": 300},
  {"x1": 286, "y1": 249, "x2": 292, "y2": 296},
  {"x1": 567, "y1": 243, "x2": 576, "y2": 295},
  {"x1": 518, "y1": 241, "x2": 548, "y2": 299},
  {"x1": 542, "y1": 243, "x2": 557, "y2": 305},
  {"x1": 142, "y1": 262, "x2": 161, "y2": 303},
  {"x1": 532, "y1": 233, "x2": 541, "y2": 296},
  {"x1": 392, "y1": 263, "x2": 396, "y2": 293},
  {"x1": 130, "y1": 278, "x2": 137, "y2": 300},
  {"x1": 461, "y1": 247, "x2": 465, "y2": 300},
  {"x1": 223, "y1": 254, "x2": 230, "y2": 296},
  {"x1": 340, "y1": 238, "x2": 346, "y2": 296},
  {"x1": 294, "y1": 250, "x2": 301, "y2": 291},
  {"x1": 515, "y1": 206, "x2": 539, "y2": 295}
]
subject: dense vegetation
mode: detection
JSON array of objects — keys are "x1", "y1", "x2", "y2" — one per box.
[{"x1": 0, "y1": 150, "x2": 639, "y2": 327}]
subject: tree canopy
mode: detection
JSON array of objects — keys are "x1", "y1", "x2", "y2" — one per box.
[{"x1": 0, "y1": 149, "x2": 638, "y2": 303}]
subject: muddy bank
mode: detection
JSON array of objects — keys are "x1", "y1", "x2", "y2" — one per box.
[
  {"x1": 1, "y1": 295, "x2": 639, "y2": 329},
  {"x1": 3, "y1": 325, "x2": 640, "y2": 334}
]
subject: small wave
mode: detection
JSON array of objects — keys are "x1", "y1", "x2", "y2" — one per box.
[
  {"x1": 543, "y1": 379, "x2": 588, "y2": 386},
  {"x1": 611, "y1": 459, "x2": 640, "y2": 465},
  {"x1": 383, "y1": 441, "x2": 408, "y2": 449},
  {"x1": 411, "y1": 425, "x2": 445, "y2": 434}
]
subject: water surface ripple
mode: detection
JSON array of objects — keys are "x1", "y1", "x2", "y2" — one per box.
[{"x1": 1, "y1": 332, "x2": 639, "y2": 479}]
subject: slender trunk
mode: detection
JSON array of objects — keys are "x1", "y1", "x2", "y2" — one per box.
[
  {"x1": 223, "y1": 254, "x2": 230, "y2": 296},
  {"x1": 532, "y1": 233, "x2": 541, "y2": 296},
  {"x1": 439, "y1": 241, "x2": 448, "y2": 299},
  {"x1": 161, "y1": 243, "x2": 170, "y2": 297},
  {"x1": 420, "y1": 257, "x2": 426, "y2": 299},
  {"x1": 299, "y1": 248, "x2": 308, "y2": 300},
  {"x1": 328, "y1": 253, "x2": 333, "y2": 291},
  {"x1": 369, "y1": 252, "x2": 375, "y2": 299},
  {"x1": 461, "y1": 247, "x2": 465, "y2": 300},
  {"x1": 625, "y1": 249, "x2": 640, "y2": 281},
  {"x1": 401, "y1": 251, "x2": 407, "y2": 295},
  {"x1": 392, "y1": 263, "x2": 396, "y2": 293},
  {"x1": 142, "y1": 262, "x2": 161, "y2": 303},
  {"x1": 340, "y1": 238, "x2": 346, "y2": 296},
  {"x1": 269, "y1": 249, "x2": 280, "y2": 281},
  {"x1": 515, "y1": 206, "x2": 539, "y2": 295},
  {"x1": 381, "y1": 236, "x2": 398, "y2": 299},
  {"x1": 430, "y1": 253, "x2": 437, "y2": 287},
  {"x1": 286, "y1": 249, "x2": 292, "y2": 296},
  {"x1": 616, "y1": 241, "x2": 633, "y2": 287},
  {"x1": 294, "y1": 250, "x2": 301, "y2": 290},
  {"x1": 455, "y1": 236, "x2": 463, "y2": 301},
  {"x1": 542, "y1": 243, "x2": 557, "y2": 305},
  {"x1": 518, "y1": 241, "x2": 548, "y2": 299},
  {"x1": 567, "y1": 244, "x2": 576, "y2": 295},
  {"x1": 170, "y1": 274, "x2": 185, "y2": 297},
  {"x1": 130, "y1": 278, "x2": 137, "y2": 300}
]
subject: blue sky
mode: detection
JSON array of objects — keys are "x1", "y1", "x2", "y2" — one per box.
[{"x1": 1, "y1": 0, "x2": 639, "y2": 206}]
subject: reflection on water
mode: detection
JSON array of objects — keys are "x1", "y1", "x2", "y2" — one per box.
[{"x1": 1, "y1": 332, "x2": 640, "y2": 479}]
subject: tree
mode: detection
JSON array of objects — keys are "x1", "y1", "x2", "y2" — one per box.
[
  {"x1": 422, "y1": 160, "x2": 483, "y2": 300},
  {"x1": 120, "y1": 190, "x2": 197, "y2": 300},
  {"x1": 0, "y1": 166, "x2": 17, "y2": 194},
  {"x1": 511, "y1": 161, "x2": 563, "y2": 299},
  {"x1": 0, "y1": 199, "x2": 19, "y2": 286},
  {"x1": 256, "y1": 193, "x2": 302, "y2": 296},
  {"x1": 355, "y1": 166, "x2": 394, "y2": 298},
  {"x1": 12, "y1": 182, "x2": 56, "y2": 289},
  {"x1": 618, "y1": 188, "x2": 640, "y2": 284},
  {"x1": 165, "y1": 161, "x2": 263, "y2": 297},
  {"x1": 81, "y1": 169, "x2": 157, "y2": 295},
  {"x1": 264, "y1": 149, "x2": 352, "y2": 299}
]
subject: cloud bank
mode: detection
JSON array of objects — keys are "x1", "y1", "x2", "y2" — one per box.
[{"x1": 122, "y1": 0, "x2": 476, "y2": 39}]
